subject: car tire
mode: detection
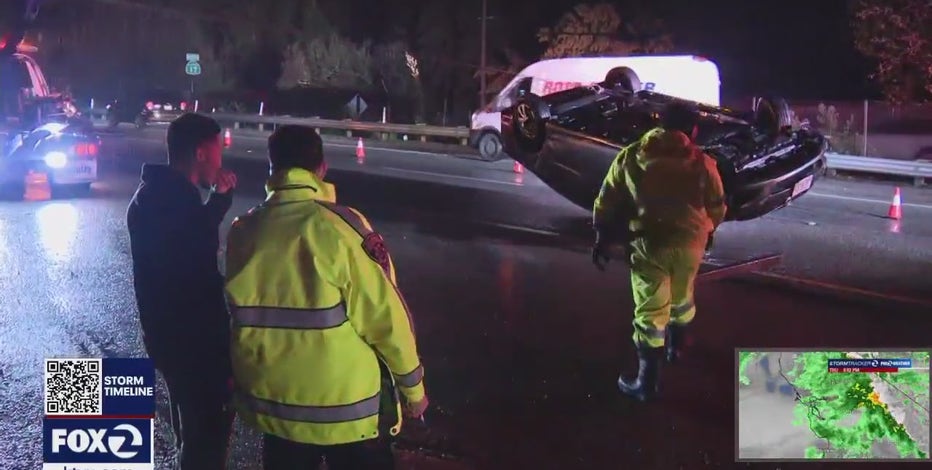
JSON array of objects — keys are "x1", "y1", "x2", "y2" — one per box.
[
  {"x1": 50, "y1": 183, "x2": 92, "y2": 199},
  {"x1": 604, "y1": 67, "x2": 641, "y2": 93},
  {"x1": 134, "y1": 115, "x2": 147, "y2": 129},
  {"x1": 106, "y1": 112, "x2": 120, "y2": 128},
  {"x1": 511, "y1": 94, "x2": 551, "y2": 154},
  {"x1": 753, "y1": 97, "x2": 792, "y2": 141},
  {"x1": 477, "y1": 132, "x2": 505, "y2": 161}
]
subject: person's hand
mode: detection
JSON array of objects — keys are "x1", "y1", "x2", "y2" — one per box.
[
  {"x1": 214, "y1": 169, "x2": 237, "y2": 194},
  {"x1": 403, "y1": 395, "x2": 429, "y2": 419},
  {"x1": 592, "y1": 232, "x2": 611, "y2": 271}
]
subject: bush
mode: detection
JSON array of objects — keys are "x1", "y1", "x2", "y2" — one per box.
[{"x1": 816, "y1": 103, "x2": 862, "y2": 155}]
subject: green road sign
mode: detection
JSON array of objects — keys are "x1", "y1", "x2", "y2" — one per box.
[{"x1": 185, "y1": 61, "x2": 201, "y2": 76}]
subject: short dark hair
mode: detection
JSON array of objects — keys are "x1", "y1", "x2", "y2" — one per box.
[
  {"x1": 660, "y1": 102, "x2": 698, "y2": 135},
  {"x1": 166, "y1": 113, "x2": 221, "y2": 166},
  {"x1": 268, "y1": 125, "x2": 324, "y2": 173}
]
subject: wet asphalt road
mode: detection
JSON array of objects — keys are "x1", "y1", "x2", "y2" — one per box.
[{"x1": 0, "y1": 129, "x2": 930, "y2": 470}]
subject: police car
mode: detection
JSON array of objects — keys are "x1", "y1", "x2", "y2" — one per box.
[{"x1": 1, "y1": 121, "x2": 100, "y2": 199}]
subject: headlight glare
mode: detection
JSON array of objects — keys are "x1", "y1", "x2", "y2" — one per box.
[{"x1": 44, "y1": 151, "x2": 68, "y2": 168}]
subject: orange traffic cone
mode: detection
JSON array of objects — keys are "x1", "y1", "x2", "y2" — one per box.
[
  {"x1": 513, "y1": 160, "x2": 524, "y2": 174},
  {"x1": 887, "y1": 187, "x2": 902, "y2": 220},
  {"x1": 223, "y1": 128, "x2": 232, "y2": 148},
  {"x1": 24, "y1": 171, "x2": 51, "y2": 201},
  {"x1": 356, "y1": 138, "x2": 366, "y2": 163}
]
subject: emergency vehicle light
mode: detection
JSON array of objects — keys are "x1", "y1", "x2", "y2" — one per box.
[{"x1": 145, "y1": 101, "x2": 154, "y2": 110}]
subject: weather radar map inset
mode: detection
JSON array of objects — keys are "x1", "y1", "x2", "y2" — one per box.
[{"x1": 737, "y1": 350, "x2": 930, "y2": 461}]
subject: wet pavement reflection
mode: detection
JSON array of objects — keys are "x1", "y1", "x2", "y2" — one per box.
[{"x1": 0, "y1": 151, "x2": 929, "y2": 469}]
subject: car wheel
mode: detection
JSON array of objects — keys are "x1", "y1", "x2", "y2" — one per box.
[
  {"x1": 50, "y1": 183, "x2": 92, "y2": 199},
  {"x1": 106, "y1": 112, "x2": 119, "y2": 128},
  {"x1": 604, "y1": 67, "x2": 641, "y2": 93},
  {"x1": 134, "y1": 115, "x2": 147, "y2": 129},
  {"x1": 753, "y1": 97, "x2": 793, "y2": 141},
  {"x1": 477, "y1": 132, "x2": 505, "y2": 161},
  {"x1": 511, "y1": 94, "x2": 551, "y2": 154}
]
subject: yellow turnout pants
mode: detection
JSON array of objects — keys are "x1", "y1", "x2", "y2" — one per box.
[{"x1": 628, "y1": 236, "x2": 706, "y2": 348}]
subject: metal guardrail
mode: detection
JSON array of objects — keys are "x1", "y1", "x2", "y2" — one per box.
[
  {"x1": 825, "y1": 153, "x2": 931, "y2": 185},
  {"x1": 85, "y1": 109, "x2": 470, "y2": 144},
  {"x1": 83, "y1": 108, "x2": 929, "y2": 185}
]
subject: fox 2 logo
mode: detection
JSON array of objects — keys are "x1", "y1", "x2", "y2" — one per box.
[{"x1": 43, "y1": 418, "x2": 153, "y2": 464}]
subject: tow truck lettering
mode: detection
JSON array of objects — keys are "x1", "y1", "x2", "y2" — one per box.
[{"x1": 541, "y1": 81, "x2": 584, "y2": 95}]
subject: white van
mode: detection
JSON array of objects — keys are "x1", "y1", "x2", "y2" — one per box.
[{"x1": 468, "y1": 55, "x2": 722, "y2": 160}]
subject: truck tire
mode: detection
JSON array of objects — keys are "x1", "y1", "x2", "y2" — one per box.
[{"x1": 477, "y1": 132, "x2": 505, "y2": 161}]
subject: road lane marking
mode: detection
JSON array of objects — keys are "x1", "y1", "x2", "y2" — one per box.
[
  {"x1": 327, "y1": 142, "x2": 455, "y2": 157},
  {"x1": 808, "y1": 191, "x2": 932, "y2": 210},
  {"x1": 749, "y1": 271, "x2": 932, "y2": 309},
  {"x1": 481, "y1": 222, "x2": 563, "y2": 237},
  {"x1": 382, "y1": 167, "x2": 524, "y2": 187}
]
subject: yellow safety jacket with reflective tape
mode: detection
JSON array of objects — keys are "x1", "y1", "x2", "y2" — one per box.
[
  {"x1": 224, "y1": 167, "x2": 425, "y2": 446},
  {"x1": 593, "y1": 128, "x2": 727, "y2": 247}
]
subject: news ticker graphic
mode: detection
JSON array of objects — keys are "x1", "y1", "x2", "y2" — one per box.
[
  {"x1": 827, "y1": 358, "x2": 913, "y2": 374},
  {"x1": 43, "y1": 358, "x2": 156, "y2": 470}
]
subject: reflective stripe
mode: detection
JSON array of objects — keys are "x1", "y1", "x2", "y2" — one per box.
[
  {"x1": 671, "y1": 302, "x2": 694, "y2": 316},
  {"x1": 239, "y1": 391, "x2": 380, "y2": 423},
  {"x1": 232, "y1": 304, "x2": 347, "y2": 329},
  {"x1": 642, "y1": 326, "x2": 666, "y2": 339},
  {"x1": 316, "y1": 201, "x2": 418, "y2": 335},
  {"x1": 317, "y1": 202, "x2": 372, "y2": 238},
  {"x1": 394, "y1": 364, "x2": 424, "y2": 388}
]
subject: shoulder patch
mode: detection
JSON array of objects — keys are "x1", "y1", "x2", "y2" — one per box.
[{"x1": 362, "y1": 232, "x2": 391, "y2": 276}]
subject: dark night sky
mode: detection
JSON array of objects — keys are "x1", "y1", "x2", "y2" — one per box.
[{"x1": 347, "y1": 0, "x2": 877, "y2": 101}]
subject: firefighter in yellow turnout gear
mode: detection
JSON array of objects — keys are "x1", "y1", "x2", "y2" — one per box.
[
  {"x1": 592, "y1": 102, "x2": 726, "y2": 402},
  {"x1": 224, "y1": 125, "x2": 427, "y2": 469}
]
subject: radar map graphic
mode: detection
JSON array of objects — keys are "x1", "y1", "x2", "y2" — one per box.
[{"x1": 737, "y1": 350, "x2": 930, "y2": 460}]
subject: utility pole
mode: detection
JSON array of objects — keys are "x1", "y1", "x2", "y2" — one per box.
[{"x1": 479, "y1": 0, "x2": 487, "y2": 108}]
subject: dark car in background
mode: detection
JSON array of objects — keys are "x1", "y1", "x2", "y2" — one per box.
[
  {"x1": 104, "y1": 88, "x2": 187, "y2": 129},
  {"x1": 1, "y1": 119, "x2": 101, "y2": 199}
]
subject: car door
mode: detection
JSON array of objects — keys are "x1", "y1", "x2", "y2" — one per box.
[{"x1": 517, "y1": 80, "x2": 623, "y2": 210}]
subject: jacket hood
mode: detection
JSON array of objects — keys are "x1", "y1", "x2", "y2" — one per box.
[
  {"x1": 138, "y1": 163, "x2": 200, "y2": 204},
  {"x1": 635, "y1": 128, "x2": 695, "y2": 169},
  {"x1": 265, "y1": 167, "x2": 337, "y2": 203}
]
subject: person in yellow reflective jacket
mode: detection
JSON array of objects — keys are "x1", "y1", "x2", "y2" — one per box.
[
  {"x1": 591, "y1": 102, "x2": 727, "y2": 402},
  {"x1": 224, "y1": 125, "x2": 428, "y2": 469}
]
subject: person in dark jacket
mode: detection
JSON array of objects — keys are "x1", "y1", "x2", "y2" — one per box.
[{"x1": 127, "y1": 113, "x2": 237, "y2": 469}]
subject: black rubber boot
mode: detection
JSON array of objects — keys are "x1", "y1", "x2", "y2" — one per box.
[
  {"x1": 618, "y1": 346, "x2": 663, "y2": 402},
  {"x1": 665, "y1": 324, "x2": 688, "y2": 363}
]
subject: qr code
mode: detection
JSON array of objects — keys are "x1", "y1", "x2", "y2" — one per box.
[{"x1": 44, "y1": 358, "x2": 103, "y2": 415}]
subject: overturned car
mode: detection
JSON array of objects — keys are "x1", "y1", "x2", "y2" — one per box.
[{"x1": 500, "y1": 70, "x2": 828, "y2": 222}]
